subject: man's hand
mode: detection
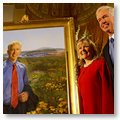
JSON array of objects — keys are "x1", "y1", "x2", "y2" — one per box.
[{"x1": 19, "y1": 92, "x2": 29, "y2": 102}]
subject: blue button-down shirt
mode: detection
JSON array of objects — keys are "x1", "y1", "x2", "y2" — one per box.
[
  {"x1": 109, "y1": 34, "x2": 114, "y2": 64},
  {"x1": 3, "y1": 59, "x2": 28, "y2": 104}
]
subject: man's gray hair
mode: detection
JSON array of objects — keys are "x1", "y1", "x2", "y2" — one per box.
[
  {"x1": 96, "y1": 5, "x2": 114, "y2": 16},
  {"x1": 8, "y1": 40, "x2": 22, "y2": 50}
]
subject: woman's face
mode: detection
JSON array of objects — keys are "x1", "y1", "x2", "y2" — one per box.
[{"x1": 77, "y1": 40, "x2": 93, "y2": 60}]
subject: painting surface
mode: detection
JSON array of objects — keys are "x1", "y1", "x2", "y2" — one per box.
[{"x1": 3, "y1": 27, "x2": 68, "y2": 114}]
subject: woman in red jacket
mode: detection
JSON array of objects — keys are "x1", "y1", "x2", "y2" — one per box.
[{"x1": 76, "y1": 37, "x2": 114, "y2": 114}]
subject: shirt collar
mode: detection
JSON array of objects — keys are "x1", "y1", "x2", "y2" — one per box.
[
  {"x1": 7, "y1": 59, "x2": 18, "y2": 66},
  {"x1": 109, "y1": 34, "x2": 114, "y2": 40}
]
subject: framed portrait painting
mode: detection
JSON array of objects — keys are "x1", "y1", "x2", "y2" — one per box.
[{"x1": 3, "y1": 17, "x2": 79, "y2": 114}]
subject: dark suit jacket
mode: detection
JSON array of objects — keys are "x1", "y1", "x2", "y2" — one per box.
[
  {"x1": 3, "y1": 85, "x2": 39, "y2": 114},
  {"x1": 103, "y1": 41, "x2": 114, "y2": 85},
  {"x1": 23, "y1": 85, "x2": 39, "y2": 113}
]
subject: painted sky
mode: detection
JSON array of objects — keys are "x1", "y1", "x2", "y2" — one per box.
[{"x1": 3, "y1": 27, "x2": 64, "y2": 53}]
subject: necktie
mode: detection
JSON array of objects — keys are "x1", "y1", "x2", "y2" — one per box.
[
  {"x1": 109, "y1": 38, "x2": 114, "y2": 64},
  {"x1": 11, "y1": 64, "x2": 18, "y2": 108}
]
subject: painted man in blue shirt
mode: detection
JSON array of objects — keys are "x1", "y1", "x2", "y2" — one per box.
[{"x1": 3, "y1": 41, "x2": 38, "y2": 114}]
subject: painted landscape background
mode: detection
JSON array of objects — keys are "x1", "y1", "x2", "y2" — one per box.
[{"x1": 3, "y1": 48, "x2": 68, "y2": 114}]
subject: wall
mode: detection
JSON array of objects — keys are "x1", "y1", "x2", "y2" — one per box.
[{"x1": 3, "y1": 3, "x2": 114, "y2": 54}]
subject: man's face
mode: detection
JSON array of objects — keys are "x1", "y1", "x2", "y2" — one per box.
[
  {"x1": 96, "y1": 9, "x2": 114, "y2": 36},
  {"x1": 7, "y1": 44, "x2": 21, "y2": 62}
]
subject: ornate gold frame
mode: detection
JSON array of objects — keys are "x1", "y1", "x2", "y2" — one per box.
[{"x1": 3, "y1": 17, "x2": 80, "y2": 114}]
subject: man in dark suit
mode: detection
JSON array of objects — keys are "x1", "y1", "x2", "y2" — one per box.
[{"x1": 96, "y1": 6, "x2": 114, "y2": 81}]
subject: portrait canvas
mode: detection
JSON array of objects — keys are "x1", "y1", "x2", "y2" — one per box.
[{"x1": 3, "y1": 27, "x2": 68, "y2": 114}]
